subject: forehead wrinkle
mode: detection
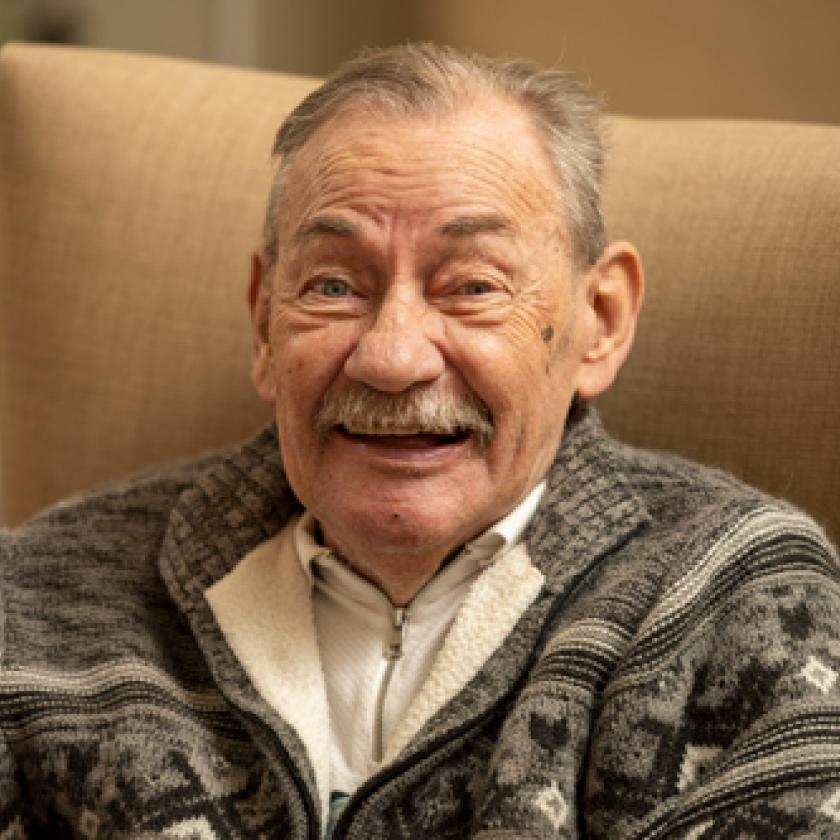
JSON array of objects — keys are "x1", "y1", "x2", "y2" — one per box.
[
  {"x1": 282, "y1": 104, "x2": 565, "y2": 254},
  {"x1": 291, "y1": 168, "x2": 551, "y2": 248},
  {"x1": 311, "y1": 125, "x2": 546, "y2": 193}
]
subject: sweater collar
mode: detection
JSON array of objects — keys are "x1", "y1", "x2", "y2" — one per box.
[
  {"x1": 526, "y1": 402, "x2": 651, "y2": 594},
  {"x1": 159, "y1": 425, "x2": 297, "y2": 608}
]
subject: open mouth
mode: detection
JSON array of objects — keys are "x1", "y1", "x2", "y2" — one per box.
[
  {"x1": 313, "y1": 385, "x2": 495, "y2": 450},
  {"x1": 336, "y1": 425, "x2": 471, "y2": 447}
]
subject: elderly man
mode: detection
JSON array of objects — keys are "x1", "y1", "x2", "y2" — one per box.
[{"x1": 2, "y1": 43, "x2": 840, "y2": 839}]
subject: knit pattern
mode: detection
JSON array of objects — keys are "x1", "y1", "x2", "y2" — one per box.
[{"x1": 2, "y1": 408, "x2": 840, "y2": 838}]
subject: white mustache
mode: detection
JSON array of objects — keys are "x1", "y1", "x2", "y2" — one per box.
[{"x1": 313, "y1": 385, "x2": 495, "y2": 448}]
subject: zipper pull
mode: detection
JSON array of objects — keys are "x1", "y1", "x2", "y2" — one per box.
[
  {"x1": 372, "y1": 605, "x2": 409, "y2": 763},
  {"x1": 385, "y1": 606, "x2": 408, "y2": 660}
]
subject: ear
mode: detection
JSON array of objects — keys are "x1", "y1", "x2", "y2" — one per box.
[
  {"x1": 248, "y1": 251, "x2": 277, "y2": 405},
  {"x1": 574, "y1": 241, "x2": 644, "y2": 399}
]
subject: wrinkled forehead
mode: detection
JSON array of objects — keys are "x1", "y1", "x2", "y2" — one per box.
[{"x1": 276, "y1": 97, "x2": 564, "y2": 239}]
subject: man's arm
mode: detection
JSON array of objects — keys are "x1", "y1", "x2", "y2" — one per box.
[
  {"x1": 588, "y1": 509, "x2": 840, "y2": 839},
  {"x1": 0, "y1": 532, "x2": 31, "y2": 836}
]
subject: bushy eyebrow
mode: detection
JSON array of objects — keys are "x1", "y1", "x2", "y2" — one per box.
[
  {"x1": 295, "y1": 215, "x2": 358, "y2": 242},
  {"x1": 438, "y1": 214, "x2": 515, "y2": 238},
  {"x1": 294, "y1": 212, "x2": 514, "y2": 243}
]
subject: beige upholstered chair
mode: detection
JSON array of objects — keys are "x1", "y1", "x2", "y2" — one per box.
[{"x1": 2, "y1": 44, "x2": 839, "y2": 544}]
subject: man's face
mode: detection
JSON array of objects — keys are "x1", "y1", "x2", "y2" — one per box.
[{"x1": 254, "y1": 97, "x2": 599, "y2": 585}]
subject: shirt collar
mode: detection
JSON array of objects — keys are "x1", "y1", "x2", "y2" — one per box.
[{"x1": 293, "y1": 480, "x2": 547, "y2": 587}]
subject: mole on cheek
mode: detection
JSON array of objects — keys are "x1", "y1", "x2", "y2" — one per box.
[{"x1": 541, "y1": 325, "x2": 555, "y2": 344}]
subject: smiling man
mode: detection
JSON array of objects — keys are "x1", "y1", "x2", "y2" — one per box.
[
  {"x1": 3, "y1": 44, "x2": 840, "y2": 839},
  {"x1": 249, "y1": 94, "x2": 638, "y2": 608}
]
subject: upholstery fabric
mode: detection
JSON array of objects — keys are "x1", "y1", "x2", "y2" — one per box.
[
  {"x1": 1, "y1": 44, "x2": 838, "y2": 542},
  {"x1": 600, "y1": 118, "x2": 840, "y2": 544},
  {"x1": 0, "y1": 44, "x2": 315, "y2": 524}
]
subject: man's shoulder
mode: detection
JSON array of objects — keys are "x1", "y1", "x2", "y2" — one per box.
[
  {"x1": 608, "y1": 433, "x2": 837, "y2": 571},
  {"x1": 537, "y1": 407, "x2": 837, "y2": 590},
  {"x1": 0, "y1": 427, "x2": 283, "y2": 671},
  {"x1": 555, "y1": 407, "x2": 828, "y2": 539},
  {"x1": 617, "y1": 436, "x2": 775, "y2": 513},
  {"x1": 6, "y1": 447, "x2": 225, "y2": 551},
  {"x1": 1, "y1": 425, "x2": 282, "y2": 603},
  {"x1": 552, "y1": 405, "x2": 835, "y2": 562}
]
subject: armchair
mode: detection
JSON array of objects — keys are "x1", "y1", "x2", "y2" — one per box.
[{"x1": 1, "y1": 44, "x2": 838, "y2": 544}]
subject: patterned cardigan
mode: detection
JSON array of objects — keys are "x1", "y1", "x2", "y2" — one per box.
[{"x1": 2, "y1": 407, "x2": 840, "y2": 839}]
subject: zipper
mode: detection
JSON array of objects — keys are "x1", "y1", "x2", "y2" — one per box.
[
  {"x1": 371, "y1": 605, "x2": 409, "y2": 763},
  {"x1": 332, "y1": 549, "x2": 611, "y2": 838},
  {"x1": 233, "y1": 704, "x2": 320, "y2": 840}
]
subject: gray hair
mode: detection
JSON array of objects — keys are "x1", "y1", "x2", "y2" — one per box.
[{"x1": 262, "y1": 42, "x2": 606, "y2": 272}]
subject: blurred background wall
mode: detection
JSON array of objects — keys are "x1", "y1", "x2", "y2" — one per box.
[{"x1": 1, "y1": 0, "x2": 838, "y2": 125}]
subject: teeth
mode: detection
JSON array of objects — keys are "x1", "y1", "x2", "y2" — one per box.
[{"x1": 340, "y1": 424, "x2": 463, "y2": 436}]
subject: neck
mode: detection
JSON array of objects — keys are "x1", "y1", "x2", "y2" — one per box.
[{"x1": 321, "y1": 534, "x2": 458, "y2": 607}]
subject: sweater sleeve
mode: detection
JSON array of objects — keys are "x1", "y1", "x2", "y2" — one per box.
[
  {"x1": 587, "y1": 508, "x2": 840, "y2": 839},
  {"x1": 0, "y1": 533, "x2": 32, "y2": 835}
]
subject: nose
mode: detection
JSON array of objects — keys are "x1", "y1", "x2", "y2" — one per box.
[{"x1": 343, "y1": 286, "x2": 445, "y2": 393}]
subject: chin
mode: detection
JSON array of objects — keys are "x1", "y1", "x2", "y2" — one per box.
[{"x1": 325, "y1": 501, "x2": 473, "y2": 563}]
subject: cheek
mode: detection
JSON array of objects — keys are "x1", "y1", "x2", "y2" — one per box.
[
  {"x1": 447, "y1": 310, "x2": 576, "y2": 453},
  {"x1": 501, "y1": 307, "x2": 554, "y2": 359},
  {"x1": 446, "y1": 321, "x2": 551, "y2": 423},
  {"x1": 504, "y1": 273, "x2": 571, "y2": 344},
  {"x1": 269, "y1": 311, "x2": 359, "y2": 403},
  {"x1": 474, "y1": 308, "x2": 557, "y2": 390}
]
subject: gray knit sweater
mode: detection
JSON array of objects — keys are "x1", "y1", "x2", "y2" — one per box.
[{"x1": 2, "y1": 407, "x2": 840, "y2": 838}]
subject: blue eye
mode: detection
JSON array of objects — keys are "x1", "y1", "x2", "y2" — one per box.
[
  {"x1": 315, "y1": 278, "x2": 351, "y2": 298},
  {"x1": 459, "y1": 282, "x2": 493, "y2": 296}
]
